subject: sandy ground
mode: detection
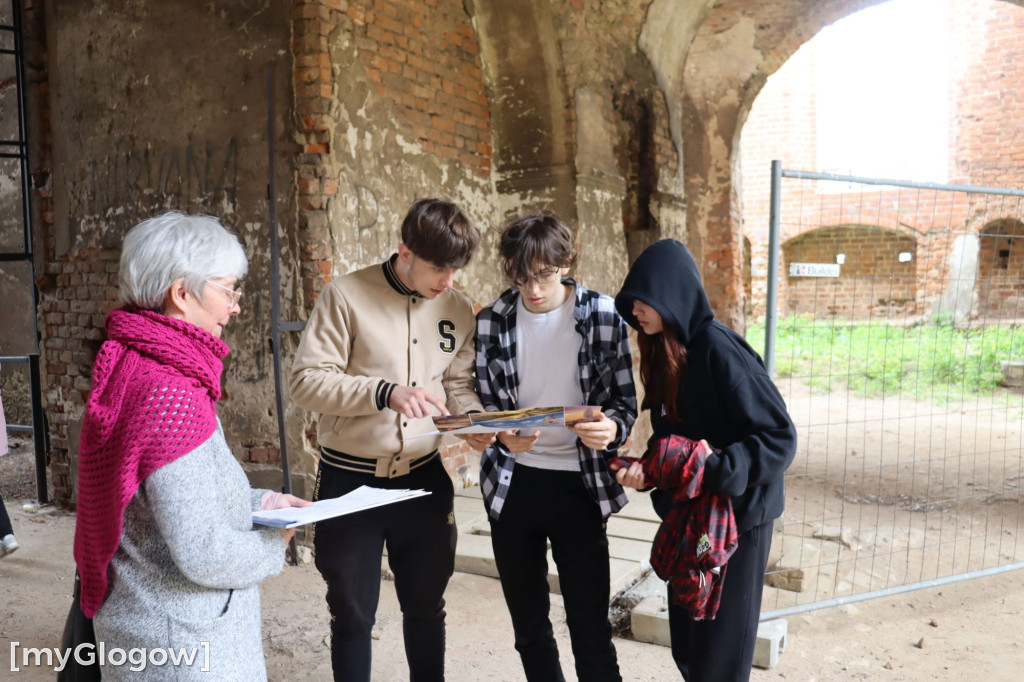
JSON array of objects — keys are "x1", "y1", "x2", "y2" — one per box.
[
  {"x1": 3, "y1": 374, "x2": 1024, "y2": 682},
  {"x1": 0, "y1": 482, "x2": 1022, "y2": 680}
]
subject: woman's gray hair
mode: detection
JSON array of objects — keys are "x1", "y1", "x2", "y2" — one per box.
[{"x1": 118, "y1": 211, "x2": 248, "y2": 310}]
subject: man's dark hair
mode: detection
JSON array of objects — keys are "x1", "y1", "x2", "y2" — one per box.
[
  {"x1": 498, "y1": 211, "x2": 577, "y2": 285},
  {"x1": 400, "y1": 198, "x2": 479, "y2": 269}
]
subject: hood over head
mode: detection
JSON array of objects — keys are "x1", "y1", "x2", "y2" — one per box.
[{"x1": 615, "y1": 239, "x2": 715, "y2": 345}]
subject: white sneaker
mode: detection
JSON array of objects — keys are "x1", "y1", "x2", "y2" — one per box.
[{"x1": 0, "y1": 534, "x2": 18, "y2": 556}]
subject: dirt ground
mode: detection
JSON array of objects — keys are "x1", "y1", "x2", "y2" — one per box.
[{"x1": 3, "y1": 379, "x2": 1024, "y2": 682}]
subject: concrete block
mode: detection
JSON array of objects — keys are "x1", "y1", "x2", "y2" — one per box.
[
  {"x1": 607, "y1": 536, "x2": 653, "y2": 566},
  {"x1": 617, "y1": 489, "x2": 661, "y2": 523},
  {"x1": 452, "y1": 495, "x2": 486, "y2": 533},
  {"x1": 606, "y1": 516, "x2": 659, "y2": 543},
  {"x1": 454, "y1": 484, "x2": 483, "y2": 499},
  {"x1": 544, "y1": 553, "x2": 641, "y2": 597},
  {"x1": 766, "y1": 535, "x2": 820, "y2": 592},
  {"x1": 469, "y1": 521, "x2": 492, "y2": 537},
  {"x1": 608, "y1": 558, "x2": 645, "y2": 596},
  {"x1": 454, "y1": 532, "x2": 500, "y2": 578},
  {"x1": 753, "y1": 618, "x2": 788, "y2": 669},
  {"x1": 630, "y1": 595, "x2": 670, "y2": 646}
]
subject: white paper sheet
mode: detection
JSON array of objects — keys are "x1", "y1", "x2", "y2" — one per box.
[{"x1": 252, "y1": 485, "x2": 431, "y2": 529}]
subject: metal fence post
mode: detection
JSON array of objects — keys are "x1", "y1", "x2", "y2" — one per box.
[
  {"x1": 28, "y1": 353, "x2": 48, "y2": 504},
  {"x1": 765, "y1": 160, "x2": 782, "y2": 377}
]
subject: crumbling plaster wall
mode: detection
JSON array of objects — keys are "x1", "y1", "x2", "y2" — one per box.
[
  {"x1": 286, "y1": 0, "x2": 503, "y2": 490},
  {"x1": 284, "y1": 0, "x2": 687, "y2": 485},
  {"x1": 34, "y1": 0, "x2": 1012, "y2": 503},
  {"x1": 38, "y1": 0, "x2": 295, "y2": 503}
]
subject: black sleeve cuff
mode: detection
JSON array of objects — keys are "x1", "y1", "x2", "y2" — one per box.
[
  {"x1": 605, "y1": 417, "x2": 624, "y2": 451},
  {"x1": 375, "y1": 380, "x2": 397, "y2": 411}
]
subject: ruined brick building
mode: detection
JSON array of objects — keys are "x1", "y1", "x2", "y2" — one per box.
[
  {"x1": 1, "y1": 0, "x2": 1022, "y2": 504},
  {"x1": 741, "y1": 0, "x2": 1024, "y2": 322}
]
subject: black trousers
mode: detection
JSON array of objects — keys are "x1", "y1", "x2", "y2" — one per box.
[
  {"x1": 668, "y1": 521, "x2": 774, "y2": 682},
  {"x1": 0, "y1": 493, "x2": 13, "y2": 537},
  {"x1": 312, "y1": 456, "x2": 457, "y2": 682},
  {"x1": 489, "y1": 465, "x2": 621, "y2": 682}
]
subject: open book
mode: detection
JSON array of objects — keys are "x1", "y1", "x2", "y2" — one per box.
[
  {"x1": 252, "y1": 485, "x2": 431, "y2": 529},
  {"x1": 405, "y1": 405, "x2": 603, "y2": 440}
]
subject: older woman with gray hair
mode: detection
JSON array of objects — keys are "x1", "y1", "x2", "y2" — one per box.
[{"x1": 73, "y1": 211, "x2": 309, "y2": 680}]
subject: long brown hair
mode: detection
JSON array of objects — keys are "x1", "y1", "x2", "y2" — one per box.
[{"x1": 638, "y1": 329, "x2": 688, "y2": 422}]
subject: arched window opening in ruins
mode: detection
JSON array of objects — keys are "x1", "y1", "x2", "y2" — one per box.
[
  {"x1": 781, "y1": 225, "x2": 918, "y2": 319},
  {"x1": 978, "y1": 218, "x2": 1024, "y2": 319}
]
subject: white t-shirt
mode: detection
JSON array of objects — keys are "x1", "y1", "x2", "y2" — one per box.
[{"x1": 513, "y1": 289, "x2": 584, "y2": 472}]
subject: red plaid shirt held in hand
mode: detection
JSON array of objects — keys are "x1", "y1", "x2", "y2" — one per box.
[{"x1": 643, "y1": 435, "x2": 739, "y2": 621}]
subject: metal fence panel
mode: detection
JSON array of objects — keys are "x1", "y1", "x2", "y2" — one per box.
[{"x1": 757, "y1": 165, "x2": 1024, "y2": 620}]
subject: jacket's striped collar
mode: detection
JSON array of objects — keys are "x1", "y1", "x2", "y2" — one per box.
[{"x1": 382, "y1": 253, "x2": 418, "y2": 296}]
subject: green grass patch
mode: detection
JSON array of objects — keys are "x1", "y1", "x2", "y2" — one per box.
[{"x1": 746, "y1": 315, "x2": 1024, "y2": 402}]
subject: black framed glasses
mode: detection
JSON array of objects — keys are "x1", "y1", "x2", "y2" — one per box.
[{"x1": 512, "y1": 269, "x2": 561, "y2": 288}]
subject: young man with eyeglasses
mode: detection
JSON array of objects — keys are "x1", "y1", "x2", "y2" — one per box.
[
  {"x1": 473, "y1": 212, "x2": 637, "y2": 682},
  {"x1": 289, "y1": 198, "x2": 487, "y2": 682}
]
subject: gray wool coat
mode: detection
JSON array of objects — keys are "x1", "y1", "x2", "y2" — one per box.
[{"x1": 93, "y1": 423, "x2": 285, "y2": 681}]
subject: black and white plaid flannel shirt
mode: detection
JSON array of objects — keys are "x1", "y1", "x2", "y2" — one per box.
[{"x1": 475, "y1": 280, "x2": 637, "y2": 520}]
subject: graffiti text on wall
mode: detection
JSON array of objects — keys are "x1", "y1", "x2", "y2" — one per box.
[
  {"x1": 85, "y1": 139, "x2": 238, "y2": 214},
  {"x1": 354, "y1": 182, "x2": 399, "y2": 262}
]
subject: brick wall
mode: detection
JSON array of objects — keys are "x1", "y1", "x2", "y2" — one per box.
[
  {"x1": 292, "y1": 0, "x2": 345, "y2": 308},
  {"x1": 355, "y1": 0, "x2": 490, "y2": 173},
  {"x1": 741, "y1": 0, "x2": 1024, "y2": 324},
  {"x1": 950, "y1": 0, "x2": 1024, "y2": 188},
  {"x1": 291, "y1": 0, "x2": 491, "y2": 307},
  {"x1": 34, "y1": 1, "x2": 294, "y2": 504},
  {"x1": 783, "y1": 227, "x2": 918, "y2": 318},
  {"x1": 978, "y1": 219, "x2": 1024, "y2": 319},
  {"x1": 42, "y1": 250, "x2": 119, "y2": 497},
  {"x1": 290, "y1": 0, "x2": 494, "y2": 484}
]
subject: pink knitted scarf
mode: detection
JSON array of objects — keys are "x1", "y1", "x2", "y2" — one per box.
[{"x1": 73, "y1": 307, "x2": 229, "y2": 617}]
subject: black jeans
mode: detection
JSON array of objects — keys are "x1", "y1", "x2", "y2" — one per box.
[
  {"x1": 489, "y1": 465, "x2": 621, "y2": 682},
  {"x1": 312, "y1": 456, "x2": 457, "y2": 682},
  {"x1": 0, "y1": 493, "x2": 13, "y2": 537},
  {"x1": 668, "y1": 521, "x2": 774, "y2": 682}
]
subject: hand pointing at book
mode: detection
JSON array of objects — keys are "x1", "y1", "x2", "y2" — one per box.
[{"x1": 389, "y1": 385, "x2": 450, "y2": 419}]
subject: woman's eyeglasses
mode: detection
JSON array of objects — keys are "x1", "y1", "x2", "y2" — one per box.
[{"x1": 206, "y1": 280, "x2": 243, "y2": 306}]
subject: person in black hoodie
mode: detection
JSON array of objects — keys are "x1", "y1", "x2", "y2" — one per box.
[{"x1": 612, "y1": 239, "x2": 796, "y2": 681}]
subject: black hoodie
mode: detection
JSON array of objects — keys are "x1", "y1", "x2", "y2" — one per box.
[{"x1": 615, "y1": 239, "x2": 796, "y2": 532}]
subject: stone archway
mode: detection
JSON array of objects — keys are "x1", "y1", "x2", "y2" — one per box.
[
  {"x1": 782, "y1": 225, "x2": 919, "y2": 318},
  {"x1": 978, "y1": 217, "x2": 1024, "y2": 319},
  {"x1": 640, "y1": 0, "x2": 911, "y2": 330}
]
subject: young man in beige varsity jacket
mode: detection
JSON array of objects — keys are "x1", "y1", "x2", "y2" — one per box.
[{"x1": 289, "y1": 198, "x2": 490, "y2": 682}]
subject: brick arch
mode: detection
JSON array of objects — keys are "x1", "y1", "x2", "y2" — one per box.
[
  {"x1": 781, "y1": 204, "x2": 927, "y2": 244},
  {"x1": 782, "y1": 224, "x2": 919, "y2": 318},
  {"x1": 978, "y1": 217, "x2": 1024, "y2": 318},
  {"x1": 641, "y1": 0, "x2": 1024, "y2": 329}
]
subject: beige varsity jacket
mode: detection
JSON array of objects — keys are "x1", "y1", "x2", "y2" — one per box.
[{"x1": 289, "y1": 259, "x2": 483, "y2": 470}]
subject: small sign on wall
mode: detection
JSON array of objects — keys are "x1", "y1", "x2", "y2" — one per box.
[{"x1": 789, "y1": 263, "x2": 841, "y2": 277}]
